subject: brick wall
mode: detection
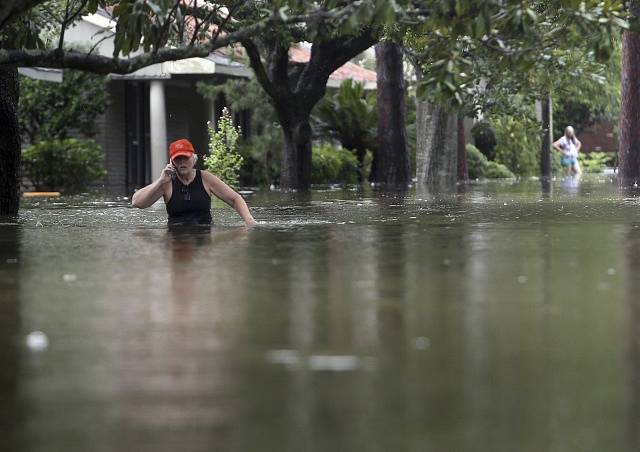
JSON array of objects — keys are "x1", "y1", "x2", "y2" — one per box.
[{"x1": 576, "y1": 121, "x2": 617, "y2": 153}]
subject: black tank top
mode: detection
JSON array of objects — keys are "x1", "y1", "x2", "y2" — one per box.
[{"x1": 166, "y1": 170, "x2": 212, "y2": 226}]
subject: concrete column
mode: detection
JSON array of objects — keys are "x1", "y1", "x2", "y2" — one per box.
[
  {"x1": 207, "y1": 98, "x2": 216, "y2": 125},
  {"x1": 149, "y1": 80, "x2": 167, "y2": 183}
]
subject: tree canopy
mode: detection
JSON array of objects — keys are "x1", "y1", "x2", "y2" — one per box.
[{"x1": 404, "y1": 1, "x2": 627, "y2": 109}]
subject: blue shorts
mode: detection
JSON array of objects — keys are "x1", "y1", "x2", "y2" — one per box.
[{"x1": 561, "y1": 156, "x2": 577, "y2": 167}]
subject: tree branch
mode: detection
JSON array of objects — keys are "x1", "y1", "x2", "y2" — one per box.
[
  {"x1": 156, "y1": 0, "x2": 182, "y2": 52},
  {"x1": 297, "y1": 27, "x2": 377, "y2": 99},
  {"x1": 241, "y1": 38, "x2": 277, "y2": 99},
  {"x1": 0, "y1": 0, "x2": 49, "y2": 29},
  {"x1": 0, "y1": 13, "x2": 282, "y2": 73},
  {"x1": 266, "y1": 38, "x2": 289, "y2": 95}
]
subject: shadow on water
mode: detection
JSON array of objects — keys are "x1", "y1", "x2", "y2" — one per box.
[
  {"x1": 541, "y1": 178, "x2": 552, "y2": 198},
  {"x1": 624, "y1": 223, "x2": 640, "y2": 451},
  {"x1": 0, "y1": 222, "x2": 22, "y2": 451}
]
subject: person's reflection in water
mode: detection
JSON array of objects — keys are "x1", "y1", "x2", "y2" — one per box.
[
  {"x1": 560, "y1": 174, "x2": 580, "y2": 196},
  {"x1": 124, "y1": 224, "x2": 252, "y2": 445},
  {"x1": 167, "y1": 225, "x2": 212, "y2": 307},
  {"x1": 166, "y1": 225, "x2": 252, "y2": 306}
]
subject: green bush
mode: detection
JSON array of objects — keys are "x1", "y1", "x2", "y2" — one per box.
[
  {"x1": 577, "y1": 152, "x2": 616, "y2": 173},
  {"x1": 197, "y1": 78, "x2": 282, "y2": 187},
  {"x1": 484, "y1": 161, "x2": 516, "y2": 179},
  {"x1": 203, "y1": 107, "x2": 243, "y2": 189},
  {"x1": 466, "y1": 144, "x2": 514, "y2": 179},
  {"x1": 312, "y1": 143, "x2": 359, "y2": 184},
  {"x1": 492, "y1": 115, "x2": 540, "y2": 176},
  {"x1": 19, "y1": 70, "x2": 109, "y2": 143},
  {"x1": 471, "y1": 120, "x2": 497, "y2": 160},
  {"x1": 22, "y1": 138, "x2": 107, "y2": 192},
  {"x1": 467, "y1": 143, "x2": 487, "y2": 179},
  {"x1": 312, "y1": 80, "x2": 377, "y2": 173},
  {"x1": 237, "y1": 129, "x2": 282, "y2": 187}
]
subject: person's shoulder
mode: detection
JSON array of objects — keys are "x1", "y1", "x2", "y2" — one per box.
[
  {"x1": 200, "y1": 170, "x2": 223, "y2": 185},
  {"x1": 200, "y1": 169, "x2": 217, "y2": 180}
]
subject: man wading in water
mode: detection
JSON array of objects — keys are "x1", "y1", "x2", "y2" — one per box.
[{"x1": 132, "y1": 138, "x2": 257, "y2": 227}]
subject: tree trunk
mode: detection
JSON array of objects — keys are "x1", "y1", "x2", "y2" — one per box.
[
  {"x1": 416, "y1": 101, "x2": 457, "y2": 192},
  {"x1": 457, "y1": 115, "x2": 468, "y2": 183},
  {"x1": 540, "y1": 93, "x2": 553, "y2": 180},
  {"x1": 371, "y1": 41, "x2": 409, "y2": 187},
  {"x1": 0, "y1": 65, "x2": 20, "y2": 216},
  {"x1": 619, "y1": 7, "x2": 640, "y2": 184},
  {"x1": 279, "y1": 111, "x2": 313, "y2": 190}
]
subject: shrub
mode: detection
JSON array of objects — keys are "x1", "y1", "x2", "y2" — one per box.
[
  {"x1": 198, "y1": 79, "x2": 282, "y2": 187},
  {"x1": 237, "y1": 127, "x2": 283, "y2": 187},
  {"x1": 471, "y1": 120, "x2": 497, "y2": 160},
  {"x1": 484, "y1": 161, "x2": 516, "y2": 179},
  {"x1": 466, "y1": 144, "x2": 514, "y2": 179},
  {"x1": 492, "y1": 115, "x2": 540, "y2": 176},
  {"x1": 22, "y1": 138, "x2": 107, "y2": 192},
  {"x1": 467, "y1": 143, "x2": 487, "y2": 179},
  {"x1": 577, "y1": 152, "x2": 616, "y2": 173},
  {"x1": 19, "y1": 70, "x2": 109, "y2": 143},
  {"x1": 203, "y1": 107, "x2": 243, "y2": 189},
  {"x1": 312, "y1": 80, "x2": 377, "y2": 172},
  {"x1": 312, "y1": 143, "x2": 359, "y2": 184}
]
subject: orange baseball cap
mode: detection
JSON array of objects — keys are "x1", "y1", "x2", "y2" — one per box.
[{"x1": 169, "y1": 139, "x2": 195, "y2": 160}]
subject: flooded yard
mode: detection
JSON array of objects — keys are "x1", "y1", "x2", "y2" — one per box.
[{"x1": 1, "y1": 176, "x2": 639, "y2": 452}]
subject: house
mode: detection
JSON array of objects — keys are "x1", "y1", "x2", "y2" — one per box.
[{"x1": 42, "y1": 11, "x2": 377, "y2": 195}]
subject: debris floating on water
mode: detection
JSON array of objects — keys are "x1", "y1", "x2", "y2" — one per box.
[
  {"x1": 607, "y1": 268, "x2": 616, "y2": 276},
  {"x1": 517, "y1": 275, "x2": 528, "y2": 284},
  {"x1": 25, "y1": 331, "x2": 48, "y2": 351},
  {"x1": 62, "y1": 274, "x2": 77, "y2": 282},
  {"x1": 265, "y1": 349, "x2": 375, "y2": 371},
  {"x1": 413, "y1": 337, "x2": 431, "y2": 350}
]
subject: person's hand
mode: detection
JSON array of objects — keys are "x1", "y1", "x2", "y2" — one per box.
[{"x1": 160, "y1": 163, "x2": 175, "y2": 183}]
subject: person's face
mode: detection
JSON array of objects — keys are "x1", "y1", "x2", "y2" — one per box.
[{"x1": 172, "y1": 155, "x2": 195, "y2": 174}]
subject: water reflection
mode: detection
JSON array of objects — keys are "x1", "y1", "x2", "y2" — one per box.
[
  {"x1": 559, "y1": 175, "x2": 581, "y2": 196},
  {"x1": 0, "y1": 224, "x2": 22, "y2": 451},
  {"x1": 3, "y1": 178, "x2": 638, "y2": 451},
  {"x1": 624, "y1": 223, "x2": 640, "y2": 451}
]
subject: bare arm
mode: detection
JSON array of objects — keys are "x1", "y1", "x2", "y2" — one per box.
[
  {"x1": 203, "y1": 171, "x2": 257, "y2": 226},
  {"x1": 552, "y1": 139, "x2": 564, "y2": 152},
  {"x1": 575, "y1": 139, "x2": 582, "y2": 152},
  {"x1": 131, "y1": 163, "x2": 173, "y2": 208}
]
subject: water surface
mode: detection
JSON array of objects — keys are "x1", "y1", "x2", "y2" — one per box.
[{"x1": 2, "y1": 176, "x2": 640, "y2": 452}]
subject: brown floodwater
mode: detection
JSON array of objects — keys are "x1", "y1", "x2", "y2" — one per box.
[{"x1": 1, "y1": 175, "x2": 640, "y2": 452}]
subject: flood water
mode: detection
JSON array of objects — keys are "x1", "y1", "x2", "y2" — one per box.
[{"x1": 2, "y1": 176, "x2": 640, "y2": 452}]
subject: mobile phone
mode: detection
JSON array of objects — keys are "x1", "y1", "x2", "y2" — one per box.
[{"x1": 170, "y1": 161, "x2": 177, "y2": 180}]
